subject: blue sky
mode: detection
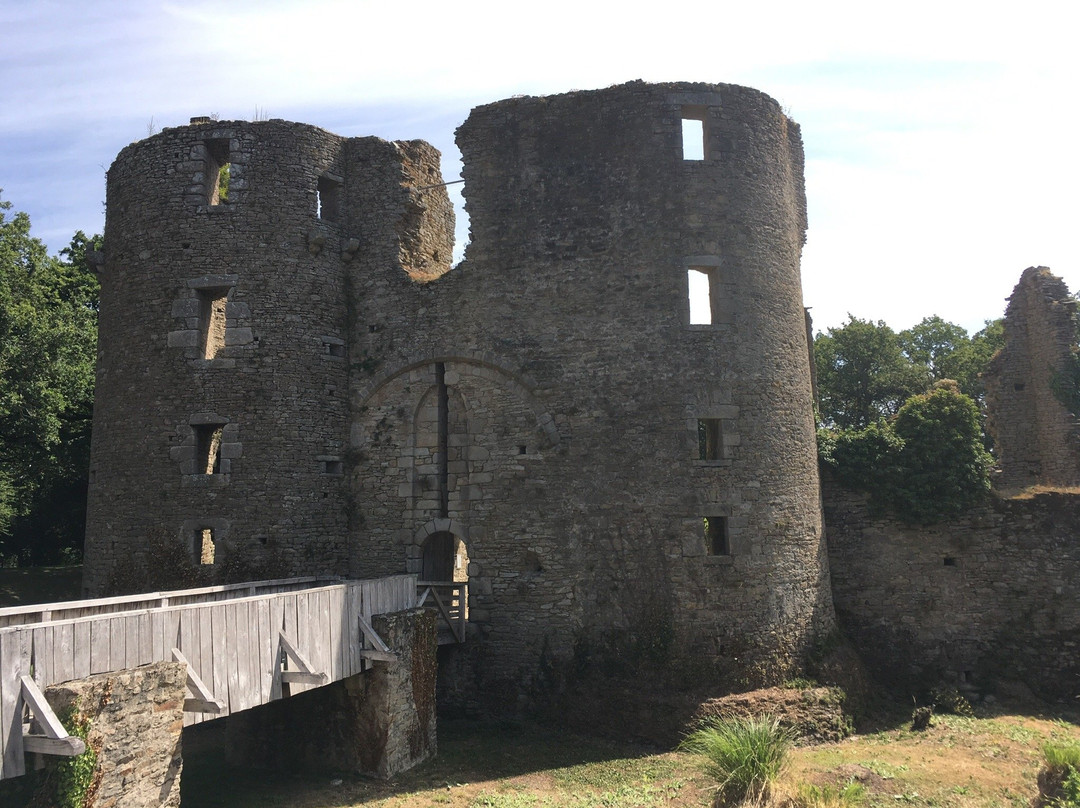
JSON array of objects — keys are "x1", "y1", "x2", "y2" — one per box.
[{"x1": 2, "y1": 0, "x2": 1076, "y2": 334}]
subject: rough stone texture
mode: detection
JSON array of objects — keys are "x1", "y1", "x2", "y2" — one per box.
[
  {"x1": 224, "y1": 608, "x2": 436, "y2": 778},
  {"x1": 984, "y1": 266, "x2": 1080, "y2": 490},
  {"x1": 47, "y1": 662, "x2": 185, "y2": 808},
  {"x1": 694, "y1": 686, "x2": 851, "y2": 744},
  {"x1": 85, "y1": 81, "x2": 834, "y2": 705},
  {"x1": 824, "y1": 475, "x2": 1080, "y2": 700}
]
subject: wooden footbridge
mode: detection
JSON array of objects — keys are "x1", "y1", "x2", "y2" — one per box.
[{"x1": 0, "y1": 574, "x2": 468, "y2": 781}]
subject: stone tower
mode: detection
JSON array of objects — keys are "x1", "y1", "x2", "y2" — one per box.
[{"x1": 85, "y1": 81, "x2": 834, "y2": 705}]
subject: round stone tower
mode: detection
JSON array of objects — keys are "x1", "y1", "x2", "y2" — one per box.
[{"x1": 83, "y1": 118, "x2": 453, "y2": 593}]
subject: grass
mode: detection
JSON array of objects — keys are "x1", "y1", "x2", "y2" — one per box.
[
  {"x1": 679, "y1": 715, "x2": 792, "y2": 805},
  {"x1": 177, "y1": 706, "x2": 1080, "y2": 808},
  {"x1": 0, "y1": 564, "x2": 82, "y2": 607}
]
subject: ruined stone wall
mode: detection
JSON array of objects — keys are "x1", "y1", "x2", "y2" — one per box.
[
  {"x1": 825, "y1": 476, "x2": 1080, "y2": 699},
  {"x1": 83, "y1": 120, "x2": 452, "y2": 593},
  {"x1": 348, "y1": 81, "x2": 832, "y2": 704},
  {"x1": 984, "y1": 266, "x2": 1080, "y2": 490}
]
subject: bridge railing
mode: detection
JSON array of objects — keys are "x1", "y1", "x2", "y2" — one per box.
[
  {"x1": 417, "y1": 581, "x2": 467, "y2": 643},
  {"x1": 0, "y1": 576, "x2": 337, "y2": 628},
  {"x1": 0, "y1": 574, "x2": 416, "y2": 780}
]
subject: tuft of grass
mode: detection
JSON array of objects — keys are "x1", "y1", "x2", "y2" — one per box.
[
  {"x1": 1046, "y1": 742, "x2": 1080, "y2": 771},
  {"x1": 791, "y1": 781, "x2": 866, "y2": 808},
  {"x1": 680, "y1": 715, "x2": 792, "y2": 805}
]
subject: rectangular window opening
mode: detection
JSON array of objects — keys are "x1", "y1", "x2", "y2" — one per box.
[
  {"x1": 323, "y1": 339, "x2": 345, "y2": 358},
  {"x1": 197, "y1": 528, "x2": 216, "y2": 565},
  {"x1": 317, "y1": 174, "x2": 343, "y2": 222},
  {"x1": 322, "y1": 459, "x2": 343, "y2": 475},
  {"x1": 681, "y1": 107, "x2": 707, "y2": 161},
  {"x1": 688, "y1": 267, "x2": 713, "y2": 325},
  {"x1": 197, "y1": 288, "x2": 229, "y2": 360},
  {"x1": 943, "y1": 556, "x2": 957, "y2": 567},
  {"x1": 698, "y1": 419, "x2": 723, "y2": 461},
  {"x1": 195, "y1": 424, "x2": 225, "y2": 475},
  {"x1": 205, "y1": 139, "x2": 231, "y2": 206},
  {"x1": 704, "y1": 516, "x2": 729, "y2": 556}
]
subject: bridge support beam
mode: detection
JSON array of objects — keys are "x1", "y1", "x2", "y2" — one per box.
[
  {"x1": 226, "y1": 607, "x2": 437, "y2": 778},
  {"x1": 0, "y1": 661, "x2": 186, "y2": 807}
]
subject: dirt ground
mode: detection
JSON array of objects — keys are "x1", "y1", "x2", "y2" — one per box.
[{"x1": 180, "y1": 700, "x2": 1080, "y2": 808}]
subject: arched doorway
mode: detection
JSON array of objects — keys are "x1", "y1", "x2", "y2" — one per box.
[{"x1": 419, "y1": 530, "x2": 470, "y2": 638}]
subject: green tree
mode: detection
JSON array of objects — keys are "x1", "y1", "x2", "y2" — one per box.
[
  {"x1": 820, "y1": 381, "x2": 992, "y2": 523},
  {"x1": 0, "y1": 193, "x2": 99, "y2": 564},
  {"x1": 898, "y1": 316, "x2": 1004, "y2": 402},
  {"x1": 814, "y1": 316, "x2": 928, "y2": 428}
]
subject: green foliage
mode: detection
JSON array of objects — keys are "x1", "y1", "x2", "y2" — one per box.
[
  {"x1": 55, "y1": 702, "x2": 96, "y2": 808},
  {"x1": 793, "y1": 781, "x2": 866, "y2": 808},
  {"x1": 0, "y1": 193, "x2": 100, "y2": 564},
  {"x1": 929, "y1": 686, "x2": 975, "y2": 717},
  {"x1": 680, "y1": 715, "x2": 792, "y2": 805},
  {"x1": 898, "y1": 316, "x2": 1004, "y2": 402},
  {"x1": 819, "y1": 382, "x2": 991, "y2": 524},
  {"x1": 815, "y1": 316, "x2": 928, "y2": 429},
  {"x1": 1044, "y1": 743, "x2": 1080, "y2": 808}
]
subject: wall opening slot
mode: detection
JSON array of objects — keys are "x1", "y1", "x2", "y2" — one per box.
[
  {"x1": 698, "y1": 419, "x2": 723, "y2": 460},
  {"x1": 704, "y1": 516, "x2": 729, "y2": 556},
  {"x1": 317, "y1": 174, "x2": 343, "y2": 222},
  {"x1": 205, "y1": 139, "x2": 231, "y2": 205},
  {"x1": 688, "y1": 267, "x2": 713, "y2": 324},
  {"x1": 197, "y1": 287, "x2": 229, "y2": 359},
  {"x1": 197, "y1": 528, "x2": 216, "y2": 565},
  {"x1": 195, "y1": 424, "x2": 225, "y2": 475},
  {"x1": 681, "y1": 106, "x2": 707, "y2": 161}
]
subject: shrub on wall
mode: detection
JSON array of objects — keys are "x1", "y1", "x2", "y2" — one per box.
[{"x1": 820, "y1": 381, "x2": 992, "y2": 524}]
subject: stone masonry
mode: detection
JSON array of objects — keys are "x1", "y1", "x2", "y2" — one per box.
[
  {"x1": 984, "y1": 266, "x2": 1080, "y2": 490},
  {"x1": 84, "y1": 80, "x2": 835, "y2": 706}
]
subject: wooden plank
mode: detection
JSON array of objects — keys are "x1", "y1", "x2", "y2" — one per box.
[
  {"x1": 358, "y1": 649, "x2": 397, "y2": 663},
  {"x1": 108, "y1": 616, "x2": 126, "y2": 672},
  {"x1": 20, "y1": 676, "x2": 68, "y2": 739},
  {"x1": 295, "y1": 593, "x2": 310, "y2": 694},
  {"x1": 346, "y1": 583, "x2": 361, "y2": 677},
  {"x1": 269, "y1": 597, "x2": 284, "y2": 701},
  {"x1": 225, "y1": 602, "x2": 240, "y2": 714},
  {"x1": 282, "y1": 594, "x2": 299, "y2": 695},
  {"x1": 358, "y1": 616, "x2": 391, "y2": 653},
  {"x1": 151, "y1": 611, "x2": 165, "y2": 664},
  {"x1": 280, "y1": 671, "x2": 326, "y2": 685},
  {"x1": 235, "y1": 601, "x2": 252, "y2": 711},
  {"x1": 329, "y1": 586, "x2": 344, "y2": 682},
  {"x1": 313, "y1": 589, "x2": 329, "y2": 682},
  {"x1": 198, "y1": 607, "x2": 213, "y2": 706},
  {"x1": 171, "y1": 649, "x2": 223, "y2": 714},
  {"x1": 210, "y1": 604, "x2": 228, "y2": 716},
  {"x1": 73, "y1": 621, "x2": 90, "y2": 679},
  {"x1": 55, "y1": 623, "x2": 74, "y2": 684},
  {"x1": 23, "y1": 735, "x2": 85, "y2": 756},
  {"x1": 1, "y1": 630, "x2": 30, "y2": 778},
  {"x1": 89, "y1": 619, "x2": 109, "y2": 675},
  {"x1": 138, "y1": 612, "x2": 152, "y2": 667},
  {"x1": 256, "y1": 599, "x2": 271, "y2": 707}
]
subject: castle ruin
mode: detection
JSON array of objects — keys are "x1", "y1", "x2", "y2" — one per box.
[{"x1": 83, "y1": 81, "x2": 835, "y2": 705}]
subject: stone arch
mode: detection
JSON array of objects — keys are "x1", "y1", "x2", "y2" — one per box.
[{"x1": 353, "y1": 352, "x2": 560, "y2": 448}]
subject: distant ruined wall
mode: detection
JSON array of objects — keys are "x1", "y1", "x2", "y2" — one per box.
[
  {"x1": 984, "y1": 266, "x2": 1080, "y2": 490},
  {"x1": 825, "y1": 476, "x2": 1080, "y2": 700}
]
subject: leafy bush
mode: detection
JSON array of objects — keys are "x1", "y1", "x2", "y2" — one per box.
[
  {"x1": 1045, "y1": 742, "x2": 1080, "y2": 771},
  {"x1": 929, "y1": 686, "x2": 975, "y2": 718},
  {"x1": 680, "y1": 715, "x2": 792, "y2": 805},
  {"x1": 820, "y1": 381, "x2": 992, "y2": 524}
]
